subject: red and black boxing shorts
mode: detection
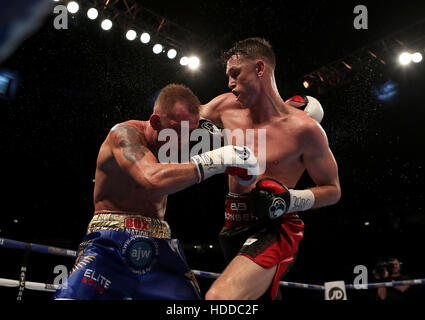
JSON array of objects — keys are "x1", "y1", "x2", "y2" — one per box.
[{"x1": 219, "y1": 193, "x2": 305, "y2": 300}]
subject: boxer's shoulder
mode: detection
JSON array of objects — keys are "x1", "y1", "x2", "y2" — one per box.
[
  {"x1": 108, "y1": 120, "x2": 148, "y2": 146},
  {"x1": 203, "y1": 92, "x2": 240, "y2": 113},
  {"x1": 289, "y1": 108, "x2": 323, "y2": 133},
  {"x1": 274, "y1": 108, "x2": 326, "y2": 144},
  {"x1": 111, "y1": 120, "x2": 146, "y2": 132},
  {"x1": 294, "y1": 113, "x2": 329, "y2": 149},
  {"x1": 201, "y1": 93, "x2": 238, "y2": 127},
  {"x1": 220, "y1": 92, "x2": 241, "y2": 108}
]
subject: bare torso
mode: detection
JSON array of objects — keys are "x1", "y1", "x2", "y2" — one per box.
[
  {"x1": 218, "y1": 95, "x2": 314, "y2": 194},
  {"x1": 93, "y1": 120, "x2": 167, "y2": 219}
]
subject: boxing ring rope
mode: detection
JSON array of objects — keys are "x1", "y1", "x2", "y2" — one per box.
[{"x1": 1, "y1": 237, "x2": 425, "y2": 294}]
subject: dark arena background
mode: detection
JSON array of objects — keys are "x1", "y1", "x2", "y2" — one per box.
[{"x1": 1, "y1": 0, "x2": 425, "y2": 306}]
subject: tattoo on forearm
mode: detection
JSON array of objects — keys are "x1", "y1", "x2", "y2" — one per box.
[{"x1": 114, "y1": 125, "x2": 147, "y2": 162}]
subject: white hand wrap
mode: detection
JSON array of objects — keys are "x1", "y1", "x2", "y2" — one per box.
[{"x1": 287, "y1": 189, "x2": 315, "y2": 213}]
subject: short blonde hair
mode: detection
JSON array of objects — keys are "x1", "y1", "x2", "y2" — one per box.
[{"x1": 154, "y1": 83, "x2": 200, "y2": 115}]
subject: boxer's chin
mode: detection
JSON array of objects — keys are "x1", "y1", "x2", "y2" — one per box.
[
  {"x1": 239, "y1": 100, "x2": 252, "y2": 108},
  {"x1": 237, "y1": 94, "x2": 255, "y2": 108},
  {"x1": 236, "y1": 98, "x2": 248, "y2": 108}
]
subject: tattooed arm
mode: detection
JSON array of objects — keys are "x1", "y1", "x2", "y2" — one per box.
[{"x1": 110, "y1": 124, "x2": 199, "y2": 198}]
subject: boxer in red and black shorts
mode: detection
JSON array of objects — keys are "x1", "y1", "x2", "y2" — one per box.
[
  {"x1": 219, "y1": 188, "x2": 304, "y2": 300},
  {"x1": 201, "y1": 38, "x2": 341, "y2": 300}
]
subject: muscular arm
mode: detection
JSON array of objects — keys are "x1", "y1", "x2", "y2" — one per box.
[
  {"x1": 302, "y1": 122, "x2": 341, "y2": 208},
  {"x1": 200, "y1": 93, "x2": 235, "y2": 127},
  {"x1": 110, "y1": 125, "x2": 198, "y2": 198}
]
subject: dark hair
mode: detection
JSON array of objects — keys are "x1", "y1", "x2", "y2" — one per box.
[
  {"x1": 221, "y1": 37, "x2": 276, "y2": 68},
  {"x1": 154, "y1": 83, "x2": 200, "y2": 115},
  {"x1": 388, "y1": 258, "x2": 402, "y2": 265}
]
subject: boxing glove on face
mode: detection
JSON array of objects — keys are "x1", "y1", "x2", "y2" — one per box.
[{"x1": 189, "y1": 118, "x2": 225, "y2": 156}]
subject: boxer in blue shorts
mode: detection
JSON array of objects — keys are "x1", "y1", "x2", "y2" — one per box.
[
  {"x1": 55, "y1": 215, "x2": 201, "y2": 299},
  {"x1": 54, "y1": 84, "x2": 259, "y2": 300}
]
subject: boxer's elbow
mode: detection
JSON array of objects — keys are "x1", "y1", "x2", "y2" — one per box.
[
  {"x1": 331, "y1": 182, "x2": 341, "y2": 205},
  {"x1": 316, "y1": 182, "x2": 341, "y2": 207}
]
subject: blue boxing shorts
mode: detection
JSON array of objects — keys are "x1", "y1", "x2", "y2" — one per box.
[{"x1": 53, "y1": 212, "x2": 201, "y2": 300}]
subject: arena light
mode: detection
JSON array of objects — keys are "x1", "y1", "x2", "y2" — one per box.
[
  {"x1": 140, "y1": 32, "x2": 150, "y2": 44},
  {"x1": 126, "y1": 30, "x2": 137, "y2": 41},
  {"x1": 180, "y1": 56, "x2": 189, "y2": 66},
  {"x1": 87, "y1": 8, "x2": 98, "y2": 20},
  {"x1": 101, "y1": 19, "x2": 113, "y2": 31},
  {"x1": 167, "y1": 49, "x2": 177, "y2": 59},
  {"x1": 188, "y1": 56, "x2": 200, "y2": 70},
  {"x1": 399, "y1": 52, "x2": 412, "y2": 65},
  {"x1": 67, "y1": 1, "x2": 79, "y2": 14},
  {"x1": 153, "y1": 44, "x2": 163, "y2": 54},
  {"x1": 411, "y1": 52, "x2": 423, "y2": 63}
]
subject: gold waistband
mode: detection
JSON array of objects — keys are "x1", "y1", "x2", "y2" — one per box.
[{"x1": 87, "y1": 213, "x2": 171, "y2": 239}]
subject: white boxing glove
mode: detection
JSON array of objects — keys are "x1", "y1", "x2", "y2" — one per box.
[
  {"x1": 285, "y1": 95, "x2": 324, "y2": 123},
  {"x1": 190, "y1": 145, "x2": 259, "y2": 186}
]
